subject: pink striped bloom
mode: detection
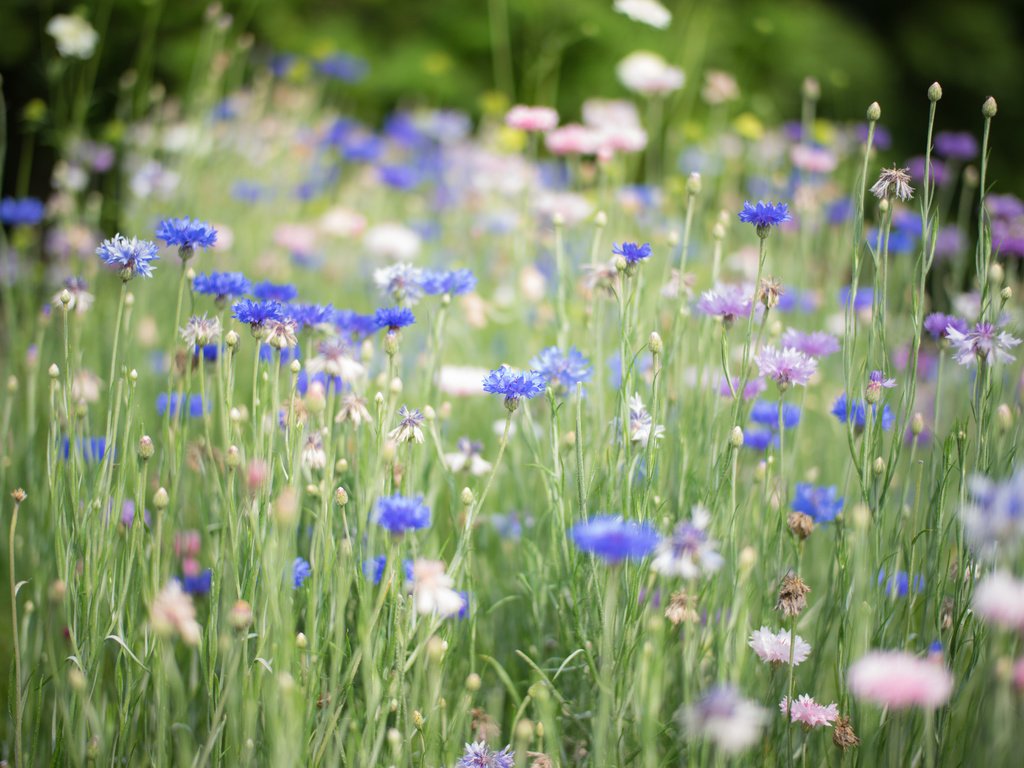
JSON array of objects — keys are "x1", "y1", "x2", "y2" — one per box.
[
  {"x1": 848, "y1": 651, "x2": 953, "y2": 709},
  {"x1": 779, "y1": 695, "x2": 839, "y2": 728},
  {"x1": 505, "y1": 105, "x2": 559, "y2": 133}
]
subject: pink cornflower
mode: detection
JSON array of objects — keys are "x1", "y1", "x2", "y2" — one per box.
[
  {"x1": 946, "y1": 321, "x2": 1021, "y2": 366},
  {"x1": 780, "y1": 329, "x2": 840, "y2": 358},
  {"x1": 697, "y1": 284, "x2": 753, "y2": 326},
  {"x1": 505, "y1": 105, "x2": 559, "y2": 132},
  {"x1": 749, "y1": 626, "x2": 811, "y2": 665},
  {"x1": 755, "y1": 346, "x2": 817, "y2": 389},
  {"x1": 848, "y1": 651, "x2": 954, "y2": 709},
  {"x1": 544, "y1": 124, "x2": 602, "y2": 156},
  {"x1": 779, "y1": 695, "x2": 839, "y2": 728},
  {"x1": 972, "y1": 571, "x2": 1024, "y2": 631}
]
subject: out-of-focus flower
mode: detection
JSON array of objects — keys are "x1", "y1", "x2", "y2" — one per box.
[
  {"x1": 848, "y1": 651, "x2": 953, "y2": 709},
  {"x1": 616, "y1": 51, "x2": 684, "y2": 96},
  {"x1": 651, "y1": 506, "x2": 723, "y2": 578},
  {"x1": 571, "y1": 515, "x2": 659, "y2": 563},
  {"x1": 374, "y1": 494, "x2": 430, "y2": 534},
  {"x1": 150, "y1": 581, "x2": 202, "y2": 645},
  {"x1": 946, "y1": 322, "x2": 1021, "y2": 366},
  {"x1": 614, "y1": 0, "x2": 672, "y2": 29},
  {"x1": 446, "y1": 438, "x2": 492, "y2": 476},
  {"x1": 682, "y1": 686, "x2": 768, "y2": 755},
  {"x1": 972, "y1": 571, "x2": 1024, "y2": 630},
  {"x1": 46, "y1": 14, "x2": 99, "y2": 59},
  {"x1": 409, "y1": 559, "x2": 465, "y2": 617},
  {"x1": 755, "y1": 346, "x2": 816, "y2": 389},
  {"x1": 456, "y1": 741, "x2": 514, "y2": 768},
  {"x1": 505, "y1": 105, "x2": 558, "y2": 132},
  {"x1": 749, "y1": 627, "x2": 811, "y2": 665}
]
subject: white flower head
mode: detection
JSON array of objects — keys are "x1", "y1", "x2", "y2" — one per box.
[{"x1": 46, "y1": 14, "x2": 99, "y2": 59}]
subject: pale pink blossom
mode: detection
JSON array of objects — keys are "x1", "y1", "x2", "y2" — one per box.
[
  {"x1": 505, "y1": 105, "x2": 559, "y2": 132},
  {"x1": 363, "y1": 222, "x2": 421, "y2": 260},
  {"x1": 616, "y1": 51, "x2": 684, "y2": 96},
  {"x1": 779, "y1": 695, "x2": 838, "y2": 727},
  {"x1": 1014, "y1": 658, "x2": 1024, "y2": 691},
  {"x1": 791, "y1": 144, "x2": 838, "y2": 175},
  {"x1": 972, "y1": 571, "x2": 1024, "y2": 631},
  {"x1": 439, "y1": 366, "x2": 491, "y2": 397},
  {"x1": 702, "y1": 70, "x2": 740, "y2": 105},
  {"x1": 749, "y1": 626, "x2": 811, "y2": 665},
  {"x1": 319, "y1": 207, "x2": 367, "y2": 238},
  {"x1": 409, "y1": 559, "x2": 465, "y2": 617},
  {"x1": 582, "y1": 99, "x2": 642, "y2": 130},
  {"x1": 272, "y1": 223, "x2": 318, "y2": 257},
  {"x1": 150, "y1": 581, "x2": 202, "y2": 645},
  {"x1": 614, "y1": 0, "x2": 672, "y2": 29},
  {"x1": 848, "y1": 651, "x2": 954, "y2": 709},
  {"x1": 544, "y1": 124, "x2": 602, "y2": 156}
]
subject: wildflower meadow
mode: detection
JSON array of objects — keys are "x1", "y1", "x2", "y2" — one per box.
[{"x1": 2, "y1": 2, "x2": 1024, "y2": 766}]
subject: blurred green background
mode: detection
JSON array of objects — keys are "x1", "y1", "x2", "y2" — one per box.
[{"x1": 1, "y1": 0, "x2": 1023, "y2": 195}]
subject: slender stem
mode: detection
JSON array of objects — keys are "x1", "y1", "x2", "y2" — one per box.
[
  {"x1": 9, "y1": 498, "x2": 23, "y2": 768},
  {"x1": 476, "y1": 411, "x2": 513, "y2": 516}
]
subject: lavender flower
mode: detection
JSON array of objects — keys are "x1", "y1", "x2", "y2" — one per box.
[
  {"x1": 651, "y1": 506, "x2": 724, "y2": 578},
  {"x1": 946, "y1": 322, "x2": 1021, "y2": 365},
  {"x1": 831, "y1": 394, "x2": 894, "y2": 431},
  {"x1": 571, "y1": 515, "x2": 660, "y2": 563},
  {"x1": 456, "y1": 741, "x2": 514, "y2": 768},
  {"x1": 682, "y1": 686, "x2": 769, "y2": 755},
  {"x1": 755, "y1": 346, "x2": 817, "y2": 389},
  {"x1": 780, "y1": 329, "x2": 840, "y2": 358},
  {"x1": 374, "y1": 263, "x2": 426, "y2": 303},
  {"x1": 96, "y1": 234, "x2": 160, "y2": 280},
  {"x1": 423, "y1": 268, "x2": 476, "y2": 296},
  {"x1": 292, "y1": 557, "x2": 312, "y2": 588},
  {"x1": 960, "y1": 467, "x2": 1024, "y2": 559},
  {"x1": 934, "y1": 131, "x2": 979, "y2": 161},
  {"x1": 697, "y1": 285, "x2": 753, "y2": 326},
  {"x1": 923, "y1": 312, "x2": 969, "y2": 341}
]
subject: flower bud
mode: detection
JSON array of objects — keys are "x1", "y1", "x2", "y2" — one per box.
[
  {"x1": 295, "y1": 632, "x2": 307, "y2": 649},
  {"x1": 982, "y1": 96, "x2": 997, "y2": 118},
  {"x1": 48, "y1": 579, "x2": 67, "y2": 603},
  {"x1": 138, "y1": 435, "x2": 154, "y2": 460},
  {"x1": 928, "y1": 82, "x2": 943, "y2": 102},
  {"x1": 423, "y1": 404, "x2": 436, "y2": 421},
  {"x1": 594, "y1": 211, "x2": 607, "y2": 227},
  {"x1": 461, "y1": 487, "x2": 475, "y2": 506},
  {"x1": 686, "y1": 172, "x2": 702, "y2": 196},
  {"x1": 427, "y1": 635, "x2": 447, "y2": 661},
  {"x1": 229, "y1": 600, "x2": 253, "y2": 630},
  {"x1": 551, "y1": 211, "x2": 564, "y2": 227},
  {"x1": 866, "y1": 102, "x2": 881, "y2": 121},
  {"x1": 729, "y1": 426, "x2": 744, "y2": 448},
  {"x1": 334, "y1": 486, "x2": 349, "y2": 506},
  {"x1": 872, "y1": 457, "x2": 885, "y2": 476},
  {"x1": 48, "y1": 363, "x2": 60, "y2": 379},
  {"x1": 1001, "y1": 286, "x2": 1012, "y2": 301},
  {"x1": 153, "y1": 487, "x2": 169, "y2": 509},
  {"x1": 712, "y1": 221, "x2": 726, "y2": 241},
  {"x1": 649, "y1": 331, "x2": 663, "y2": 355},
  {"x1": 335, "y1": 458, "x2": 348, "y2": 473},
  {"x1": 225, "y1": 330, "x2": 239, "y2": 348},
  {"x1": 412, "y1": 710, "x2": 425, "y2": 729},
  {"x1": 997, "y1": 403, "x2": 1013, "y2": 432},
  {"x1": 289, "y1": 359, "x2": 301, "y2": 374},
  {"x1": 466, "y1": 672, "x2": 482, "y2": 691},
  {"x1": 802, "y1": 76, "x2": 820, "y2": 101},
  {"x1": 59, "y1": 288, "x2": 72, "y2": 306},
  {"x1": 226, "y1": 445, "x2": 241, "y2": 468},
  {"x1": 911, "y1": 413, "x2": 925, "y2": 436},
  {"x1": 989, "y1": 262, "x2": 1004, "y2": 286},
  {"x1": 124, "y1": 292, "x2": 135, "y2": 307}
]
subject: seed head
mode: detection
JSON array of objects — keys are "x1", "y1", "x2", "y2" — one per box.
[{"x1": 776, "y1": 572, "x2": 811, "y2": 618}]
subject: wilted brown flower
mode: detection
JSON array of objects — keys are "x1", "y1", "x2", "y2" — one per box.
[
  {"x1": 787, "y1": 511, "x2": 814, "y2": 540},
  {"x1": 471, "y1": 708, "x2": 500, "y2": 743},
  {"x1": 758, "y1": 276, "x2": 784, "y2": 310},
  {"x1": 832, "y1": 715, "x2": 860, "y2": 751},
  {"x1": 776, "y1": 573, "x2": 811, "y2": 618},
  {"x1": 665, "y1": 590, "x2": 699, "y2": 626}
]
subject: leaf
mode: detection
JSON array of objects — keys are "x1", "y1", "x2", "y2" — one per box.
[{"x1": 105, "y1": 635, "x2": 148, "y2": 671}]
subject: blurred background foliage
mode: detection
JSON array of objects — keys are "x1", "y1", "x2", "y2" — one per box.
[{"x1": 1, "y1": 0, "x2": 1023, "y2": 196}]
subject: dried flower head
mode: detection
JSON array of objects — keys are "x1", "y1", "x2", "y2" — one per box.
[
  {"x1": 665, "y1": 590, "x2": 699, "y2": 625},
  {"x1": 787, "y1": 511, "x2": 814, "y2": 540},
  {"x1": 776, "y1": 573, "x2": 811, "y2": 617},
  {"x1": 870, "y1": 166, "x2": 914, "y2": 202},
  {"x1": 757, "y1": 277, "x2": 784, "y2": 310},
  {"x1": 832, "y1": 715, "x2": 860, "y2": 751}
]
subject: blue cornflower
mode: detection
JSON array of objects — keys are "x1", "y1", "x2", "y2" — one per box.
[
  {"x1": 96, "y1": 234, "x2": 160, "y2": 280},
  {"x1": 0, "y1": 197, "x2": 45, "y2": 226},
  {"x1": 60, "y1": 437, "x2": 108, "y2": 463},
  {"x1": 374, "y1": 494, "x2": 431, "y2": 534},
  {"x1": 259, "y1": 343, "x2": 301, "y2": 366},
  {"x1": 374, "y1": 306, "x2": 416, "y2": 333},
  {"x1": 253, "y1": 281, "x2": 299, "y2": 303},
  {"x1": 422, "y1": 268, "x2": 477, "y2": 296},
  {"x1": 292, "y1": 557, "x2": 312, "y2": 589},
  {"x1": 194, "y1": 271, "x2": 251, "y2": 302},
  {"x1": 877, "y1": 568, "x2": 925, "y2": 598},
  {"x1": 792, "y1": 483, "x2": 844, "y2": 523},
  {"x1": 286, "y1": 303, "x2": 334, "y2": 329},
  {"x1": 743, "y1": 428, "x2": 778, "y2": 451},
  {"x1": 232, "y1": 299, "x2": 286, "y2": 332},
  {"x1": 749, "y1": 400, "x2": 801, "y2": 430},
  {"x1": 155, "y1": 217, "x2": 218, "y2": 253},
  {"x1": 738, "y1": 200, "x2": 791, "y2": 236},
  {"x1": 334, "y1": 310, "x2": 379, "y2": 340},
  {"x1": 378, "y1": 165, "x2": 421, "y2": 190},
  {"x1": 456, "y1": 742, "x2": 514, "y2": 768},
  {"x1": 157, "y1": 393, "x2": 209, "y2": 419},
  {"x1": 529, "y1": 346, "x2": 592, "y2": 396},
  {"x1": 839, "y1": 285, "x2": 873, "y2": 312},
  {"x1": 612, "y1": 241, "x2": 652, "y2": 267},
  {"x1": 483, "y1": 365, "x2": 546, "y2": 411},
  {"x1": 363, "y1": 556, "x2": 415, "y2": 584},
  {"x1": 831, "y1": 393, "x2": 894, "y2": 431},
  {"x1": 181, "y1": 569, "x2": 213, "y2": 595},
  {"x1": 571, "y1": 515, "x2": 660, "y2": 563},
  {"x1": 315, "y1": 53, "x2": 368, "y2": 82}
]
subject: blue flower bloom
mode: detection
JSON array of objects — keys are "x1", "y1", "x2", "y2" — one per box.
[
  {"x1": 231, "y1": 181, "x2": 267, "y2": 202},
  {"x1": 738, "y1": 201, "x2": 791, "y2": 234},
  {"x1": 286, "y1": 303, "x2": 334, "y2": 329},
  {"x1": 529, "y1": 346, "x2": 592, "y2": 395},
  {"x1": 157, "y1": 393, "x2": 209, "y2": 419},
  {"x1": 155, "y1": 217, "x2": 218, "y2": 251},
  {"x1": 181, "y1": 569, "x2": 213, "y2": 595},
  {"x1": 839, "y1": 286, "x2": 873, "y2": 312},
  {"x1": 374, "y1": 494, "x2": 431, "y2": 534},
  {"x1": 292, "y1": 557, "x2": 312, "y2": 589},
  {"x1": 483, "y1": 365, "x2": 546, "y2": 410},
  {"x1": 232, "y1": 299, "x2": 286, "y2": 330},
  {"x1": 259, "y1": 343, "x2": 301, "y2": 366},
  {"x1": 877, "y1": 568, "x2": 925, "y2": 598},
  {"x1": 253, "y1": 281, "x2": 298, "y2": 303},
  {"x1": 378, "y1": 165, "x2": 421, "y2": 190},
  {"x1": 612, "y1": 242, "x2": 652, "y2": 265},
  {"x1": 422, "y1": 268, "x2": 476, "y2": 296},
  {"x1": 315, "y1": 53, "x2": 368, "y2": 82},
  {"x1": 363, "y1": 556, "x2": 415, "y2": 584},
  {"x1": 0, "y1": 197, "x2": 45, "y2": 226},
  {"x1": 749, "y1": 400, "x2": 801, "y2": 430},
  {"x1": 742, "y1": 428, "x2": 777, "y2": 451},
  {"x1": 457, "y1": 742, "x2": 514, "y2": 768},
  {"x1": 334, "y1": 310, "x2": 379, "y2": 340},
  {"x1": 374, "y1": 306, "x2": 416, "y2": 333},
  {"x1": 831, "y1": 393, "x2": 894, "y2": 431},
  {"x1": 792, "y1": 483, "x2": 844, "y2": 523},
  {"x1": 194, "y1": 271, "x2": 251, "y2": 302},
  {"x1": 60, "y1": 437, "x2": 108, "y2": 463},
  {"x1": 96, "y1": 234, "x2": 160, "y2": 279},
  {"x1": 571, "y1": 515, "x2": 660, "y2": 563}
]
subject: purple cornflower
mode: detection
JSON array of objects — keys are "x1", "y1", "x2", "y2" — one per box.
[
  {"x1": 683, "y1": 686, "x2": 769, "y2": 755},
  {"x1": 374, "y1": 263, "x2": 426, "y2": 303},
  {"x1": 374, "y1": 306, "x2": 416, "y2": 333},
  {"x1": 946, "y1": 322, "x2": 1021, "y2": 366},
  {"x1": 253, "y1": 281, "x2": 299, "y2": 303},
  {"x1": 374, "y1": 494, "x2": 431, "y2": 534},
  {"x1": 233, "y1": 299, "x2": 286, "y2": 333},
  {"x1": 529, "y1": 346, "x2": 592, "y2": 395},
  {"x1": 334, "y1": 310, "x2": 379, "y2": 340},
  {"x1": 792, "y1": 484, "x2": 843, "y2": 523},
  {"x1": 194, "y1": 271, "x2": 251, "y2": 302},
  {"x1": 719, "y1": 376, "x2": 767, "y2": 401},
  {"x1": 96, "y1": 234, "x2": 160, "y2": 280},
  {"x1": 456, "y1": 742, "x2": 514, "y2": 768},
  {"x1": 866, "y1": 370, "x2": 896, "y2": 402},
  {"x1": 292, "y1": 557, "x2": 312, "y2": 588},
  {"x1": 612, "y1": 241, "x2": 653, "y2": 265},
  {"x1": 840, "y1": 285, "x2": 873, "y2": 312},
  {"x1": 750, "y1": 400, "x2": 801, "y2": 430},
  {"x1": 315, "y1": 53, "x2": 368, "y2": 82},
  {"x1": 651, "y1": 506, "x2": 723, "y2": 579},
  {"x1": 960, "y1": 467, "x2": 1024, "y2": 559},
  {"x1": 423, "y1": 268, "x2": 477, "y2": 296},
  {"x1": 934, "y1": 131, "x2": 979, "y2": 162},
  {"x1": 571, "y1": 515, "x2": 660, "y2": 563},
  {"x1": 0, "y1": 197, "x2": 45, "y2": 226},
  {"x1": 780, "y1": 329, "x2": 840, "y2": 358},
  {"x1": 738, "y1": 201, "x2": 791, "y2": 237},
  {"x1": 483, "y1": 365, "x2": 546, "y2": 411},
  {"x1": 923, "y1": 312, "x2": 969, "y2": 341},
  {"x1": 697, "y1": 285, "x2": 752, "y2": 326},
  {"x1": 155, "y1": 217, "x2": 217, "y2": 254},
  {"x1": 755, "y1": 346, "x2": 817, "y2": 390}
]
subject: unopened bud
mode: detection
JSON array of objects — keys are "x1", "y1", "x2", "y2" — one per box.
[
  {"x1": 712, "y1": 221, "x2": 726, "y2": 241},
  {"x1": 802, "y1": 76, "x2": 820, "y2": 101},
  {"x1": 427, "y1": 635, "x2": 447, "y2": 661},
  {"x1": 551, "y1": 211, "x2": 564, "y2": 227},
  {"x1": 226, "y1": 445, "x2": 241, "y2": 468},
  {"x1": 594, "y1": 211, "x2": 607, "y2": 227},
  {"x1": 225, "y1": 330, "x2": 239, "y2": 348},
  {"x1": 138, "y1": 435, "x2": 154, "y2": 460},
  {"x1": 465, "y1": 672, "x2": 482, "y2": 692},
  {"x1": 124, "y1": 292, "x2": 135, "y2": 307},
  {"x1": 613, "y1": 255, "x2": 628, "y2": 273},
  {"x1": 48, "y1": 363, "x2": 60, "y2": 379},
  {"x1": 686, "y1": 172, "x2": 702, "y2": 196},
  {"x1": 461, "y1": 487, "x2": 475, "y2": 506},
  {"x1": 928, "y1": 82, "x2": 942, "y2": 102},
  {"x1": 911, "y1": 413, "x2": 925, "y2": 436},
  {"x1": 335, "y1": 458, "x2": 348, "y2": 473},
  {"x1": 289, "y1": 359, "x2": 300, "y2": 375},
  {"x1": 649, "y1": 331, "x2": 663, "y2": 355},
  {"x1": 334, "y1": 486, "x2": 349, "y2": 506},
  {"x1": 59, "y1": 288, "x2": 73, "y2": 306},
  {"x1": 982, "y1": 96, "x2": 998, "y2": 118},
  {"x1": 997, "y1": 403, "x2": 1013, "y2": 432},
  {"x1": 295, "y1": 632, "x2": 307, "y2": 649},
  {"x1": 989, "y1": 262, "x2": 1004, "y2": 285},
  {"x1": 866, "y1": 102, "x2": 881, "y2": 121},
  {"x1": 49, "y1": 579, "x2": 67, "y2": 603},
  {"x1": 738, "y1": 546, "x2": 757, "y2": 572},
  {"x1": 153, "y1": 487, "x2": 169, "y2": 509},
  {"x1": 872, "y1": 457, "x2": 885, "y2": 476},
  {"x1": 1000, "y1": 286, "x2": 1012, "y2": 301},
  {"x1": 412, "y1": 710, "x2": 425, "y2": 729},
  {"x1": 423, "y1": 404, "x2": 436, "y2": 421},
  {"x1": 729, "y1": 426, "x2": 744, "y2": 448},
  {"x1": 229, "y1": 600, "x2": 253, "y2": 630},
  {"x1": 515, "y1": 718, "x2": 535, "y2": 742}
]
